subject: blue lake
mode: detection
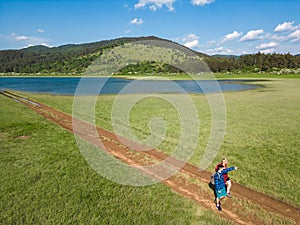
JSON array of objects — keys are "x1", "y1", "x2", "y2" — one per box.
[{"x1": 0, "y1": 77, "x2": 260, "y2": 95}]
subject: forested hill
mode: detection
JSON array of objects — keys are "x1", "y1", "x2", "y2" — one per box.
[
  {"x1": 0, "y1": 36, "x2": 299, "y2": 74},
  {"x1": 0, "y1": 36, "x2": 206, "y2": 74},
  {"x1": 0, "y1": 36, "x2": 163, "y2": 73}
]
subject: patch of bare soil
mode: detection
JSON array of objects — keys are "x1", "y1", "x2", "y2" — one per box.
[
  {"x1": 16, "y1": 135, "x2": 31, "y2": 140},
  {"x1": 2, "y1": 90, "x2": 299, "y2": 225}
]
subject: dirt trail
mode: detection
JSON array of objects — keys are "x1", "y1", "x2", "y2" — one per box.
[{"x1": 2, "y1": 90, "x2": 299, "y2": 225}]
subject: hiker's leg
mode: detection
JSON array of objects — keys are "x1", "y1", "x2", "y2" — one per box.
[
  {"x1": 226, "y1": 180, "x2": 232, "y2": 194},
  {"x1": 209, "y1": 182, "x2": 217, "y2": 201},
  {"x1": 213, "y1": 185, "x2": 217, "y2": 200},
  {"x1": 214, "y1": 189, "x2": 217, "y2": 200}
]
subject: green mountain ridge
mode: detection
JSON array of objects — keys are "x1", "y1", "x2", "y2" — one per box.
[
  {"x1": 0, "y1": 36, "x2": 299, "y2": 74},
  {"x1": 0, "y1": 36, "x2": 207, "y2": 74}
]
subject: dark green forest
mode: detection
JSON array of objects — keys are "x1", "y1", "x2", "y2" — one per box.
[
  {"x1": 206, "y1": 52, "x2": 300, "y2": 73},
  {"x1": 0, "y1": 36, "x2": 174, "y2": 74},
  {"x1": 0, "y1": 36, "x2": 299, "y2": 74}
]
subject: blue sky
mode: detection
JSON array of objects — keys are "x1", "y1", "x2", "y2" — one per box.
[{"x1": 1, "y1": 0, "x2": 300, "y2": 55}]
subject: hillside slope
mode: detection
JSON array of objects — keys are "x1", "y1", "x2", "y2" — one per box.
[{"x1": 0, "y1": 36, "x2": 205, "y2": 74}]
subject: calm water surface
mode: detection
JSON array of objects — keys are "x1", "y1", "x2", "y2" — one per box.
[{"x1": 0, "y1": 77, "x2": 260, "y2": 95}]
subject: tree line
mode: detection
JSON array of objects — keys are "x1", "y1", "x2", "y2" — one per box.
[{"x1": 204, "y1": 52, "x2": 300, "y2": 73}]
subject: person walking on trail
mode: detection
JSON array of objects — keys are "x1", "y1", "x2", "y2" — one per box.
[
  {"x1": 216, "y1": 158, "x2": 233, "y2": 198},
  {"x1": 208, "y1": 173, "x2": 217, "y2": 204},
  {"x1": 214, "y1": 165, "x2": 238, "y2": 211}
]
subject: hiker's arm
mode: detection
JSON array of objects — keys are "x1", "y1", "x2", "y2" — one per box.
[{"x1": 222, "y1": 166, "x2": 237, "y2": 174}]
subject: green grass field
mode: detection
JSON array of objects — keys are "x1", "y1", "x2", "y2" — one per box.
[
  {"x1": 217, "y1": 79, "x2": 300, "y2": 205},
  {"x1": 89, "y1": 78, "x2": 300, "y2": 207},
  {"x1": 1, "y1": 78, "x2": 299, "y2": 224},
  {"x1": 0, "y1": 94, "x2": 232, "y2": 224}
]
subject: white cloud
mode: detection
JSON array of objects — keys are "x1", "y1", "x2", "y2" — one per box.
[
  {"x1": 181, "y1": 34, "x2": 199, "y2": 49},
  {"x1": 16, "y1": 35, "x2": 29, "y2": 41},
  {"x1": 240, "y1": 29, "x2": 264, "y2": 42},
  {"x1": 124, "y1": 4, "x2": 132, "y2": 11},
  {"x1": 23, "y1": 42, "x2": 53, "y2": 49},
  {"x1": 274, "y1": 21, "x2": 297, "y2": 32},
  {"x1": 206, "y1": 40, "x2": 216, "y2": 45},
  {"x1": 37, "y1": 29, "x2": 44, "y2": 33},
  {"x1": 7, "y1": 33, "x2": 52, "y2": 48},
  {"x1": 130, "y1": 18, "x2": 144, "y2": 25},
  {"x1": 125, "y1": 29, "x2": 132, "y2": 34},
  {"x1": 205, "y1": 46, "x2": 233, "y2": 55},
  {"x1": 256, "y1": 41, "x2": 278, "y2": 50},
  {"x1": 271, "y1": 34, "x2": 288, "y2": 41},
  {"x1": 40, "y1": 42, "x2": 53, "y2": 47},
  {"x1": 185, "y1": 39, "x2": 199, "y2": 48},
  {"x1": 271, "y1": 30, "x2": 300, "y2": 42},
  {"x1": 134, "y1": 0, "x2": 175, "y2": 11},
  {"x1": 191, "y1": 0, "x2": 214, "y2": 6},
  {"x1": 149, "y1": 5, "x2": 158, "y2": 11},
  {"x1": 260, "y1": 48, "x2": 275, "y2": 54},
  {"x1": 24, "y1": 44, "x2": 34, "y2": 48},
  {"x1": 287, "y1": 30, "x2": 300, "y2": 42},
  {"x1": 222, "y1": 30, "x2": 243, "y2": 42}
]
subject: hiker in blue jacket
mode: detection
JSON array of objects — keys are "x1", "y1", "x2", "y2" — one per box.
[{"x1": 214, "y1": 164, "x2": 238, "y2": 211}]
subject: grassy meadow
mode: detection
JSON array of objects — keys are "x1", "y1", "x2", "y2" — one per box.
[
  {"x1": 0, "y1": 93, "x2": 232, "y2": 224},
  {"x1": 1, "y1": 77, "x2": 299, "y2": 224}
]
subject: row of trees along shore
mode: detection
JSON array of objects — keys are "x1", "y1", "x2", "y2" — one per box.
[{"x1": 204, "y1": 52, "x2": 300, "y2": 73}]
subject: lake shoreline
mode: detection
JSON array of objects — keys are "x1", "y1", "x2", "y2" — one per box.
[
  {"x1": 1, "y1": 72, "x2": 300, "y2": 80},
  {"x1": 0, "y1": 76, "x2": 263, "y2": 95}
]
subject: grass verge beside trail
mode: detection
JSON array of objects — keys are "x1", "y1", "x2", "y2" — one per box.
[
  {"x1": 218, "y1": 79, "x2": 300, "y2": 206},
  {"x1": 0, "y1": 94, "x2": 231, "y2": 224}
]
